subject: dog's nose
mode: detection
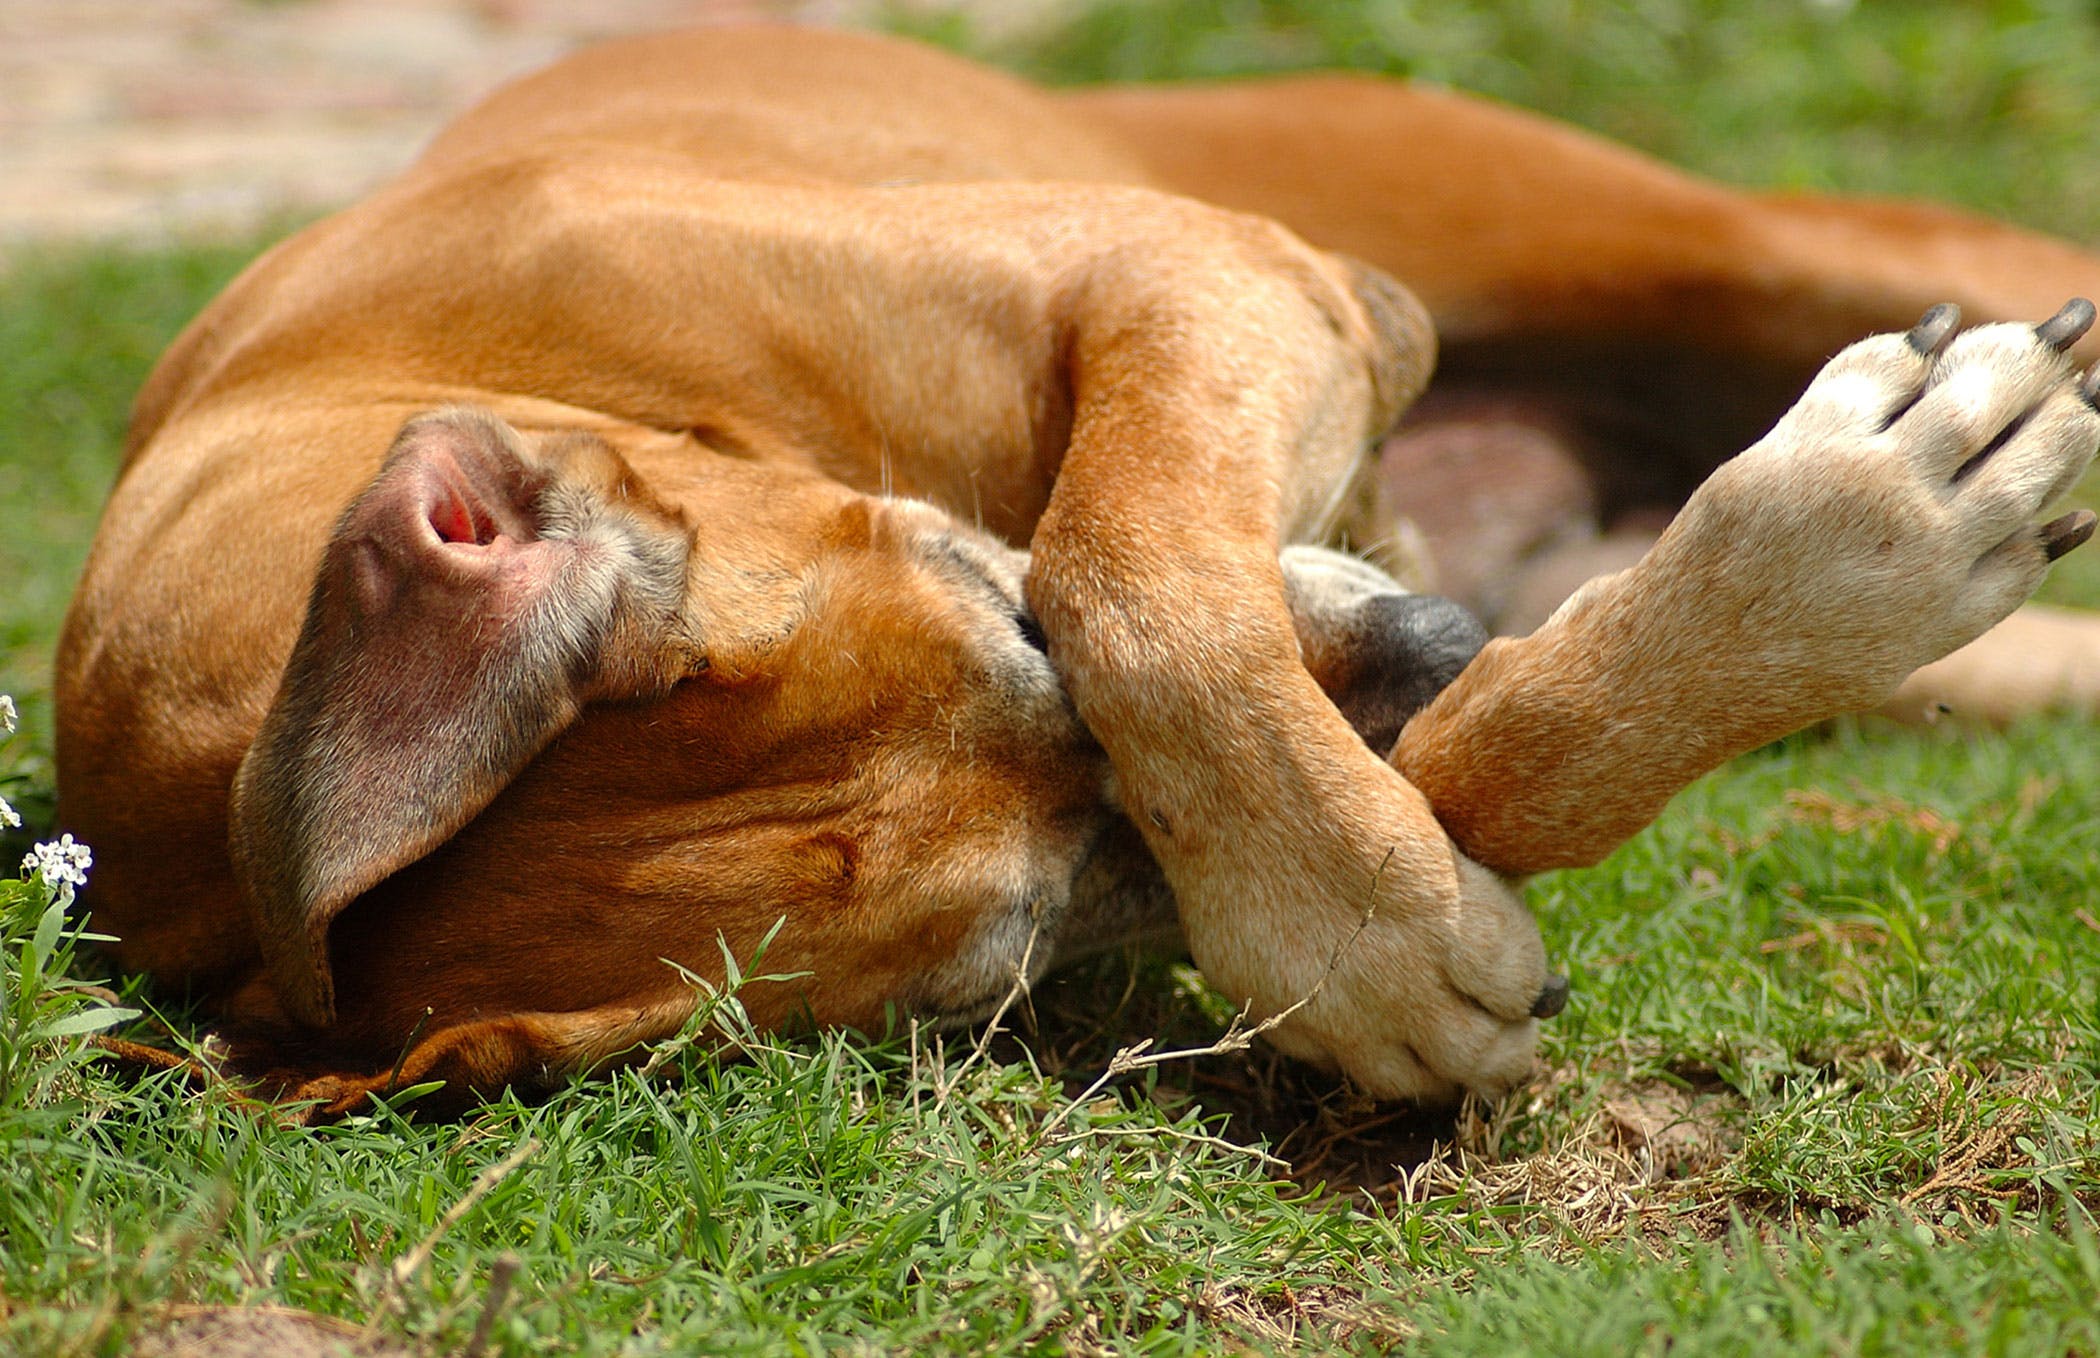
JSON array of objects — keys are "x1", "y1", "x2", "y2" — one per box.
[
  {"x1": 1530, "y1": 974, "x2": 1570, "y2": 1019},
  {"x1": 1326, "y1": 592, "x2": 1490, "y2": 752}
]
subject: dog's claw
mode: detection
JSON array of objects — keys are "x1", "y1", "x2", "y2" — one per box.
[
  {"x1": 1529, "y1": 974, "x2": 1570, "y2": 1019},
  {"x1": 2043, "y1": 509, "x2": 2097, "y2": 562},
  {"x1": 1906, "y1": 303, "x2": 1962, "y2": 357},
  {"x1": 2035, "y1": 298, "x2": 2096, "y2": 352}
]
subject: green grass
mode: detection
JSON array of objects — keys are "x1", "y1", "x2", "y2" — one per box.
[
  {"x1": 6, "y1": 1, "x2": 2100, "y2": 1353},
  {"x1": 4, "y1": 726, "x2": 2097, "y2": 1354},
  {"x1": 910, "y1": 0, "x2": 2100, "y2": 237},
  {"x1": 0, "y1": 241, "x2": 261, "y2": 760}
]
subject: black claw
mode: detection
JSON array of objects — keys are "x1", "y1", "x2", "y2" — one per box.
[
  {"x1": 2081, "y1": 363, "x2": 2100, "y2": 408},
  {"x1": 2036, "y1": 298, "x2": 2096, "y2": 351},
  {"x1": 1529, "y1": 974, "x2": 1570, "y2": 1020},
  {"x1": 1906, "y1": 303, "x2": 1962, "y2": 357},
  {"x1": 2043, "y1": 509, "x2": 2097, "y2": 563}
]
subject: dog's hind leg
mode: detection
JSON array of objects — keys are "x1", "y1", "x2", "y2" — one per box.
[
  {"x1": 1063, "y1": 74, "x2": 2100, "y2": 384},
  {"x1": 1876, "y1": 604, "x2": 2100, "y2": 724},
  {"x1": 1389, "y1": 309, "x2": 2100, "y2": 874}
]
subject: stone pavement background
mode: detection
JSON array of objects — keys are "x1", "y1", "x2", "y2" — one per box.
[{"x1": 0, "y1": 0, "x2": 1011, "y2": 243}]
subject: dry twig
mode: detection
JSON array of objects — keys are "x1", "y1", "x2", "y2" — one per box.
[
  {"x1": 936, "y1": 914, "x2": 1045, "y2": 1104},
  {"x1": 1035, "y1": 848, "x2": 1394, "y2": 1145}
]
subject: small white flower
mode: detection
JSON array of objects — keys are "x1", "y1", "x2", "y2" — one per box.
[
  {"x1": 0, "y1": 694, "x2": 15, "y2": 734},
  {"x1": 22, "y1": 833, "x2": 92, "y2": 890},
  {"x1": 0, "y1": 796, "x2": 18, "y2": 831}
]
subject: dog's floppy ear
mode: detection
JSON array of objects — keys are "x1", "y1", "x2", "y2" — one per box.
[
  {"x1": 231, "y1": 408, "x2": 691, "y2": 1026},
  {"x1": 1340, "y1": 256, "x2": 1437, "y2": 433}
]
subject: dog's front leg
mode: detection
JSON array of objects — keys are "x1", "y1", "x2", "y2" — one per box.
[
  {"x1": 1029, "y1": 240, "x2": 1560, "y2": 1101},
  {"x1": 1395, "y1": 306, "x2": 2100, "y2": 874}
]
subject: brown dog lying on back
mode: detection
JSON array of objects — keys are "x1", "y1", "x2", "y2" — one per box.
[{"x1": 55, "y1": 27, "x2": 2100, "y2": 1112}]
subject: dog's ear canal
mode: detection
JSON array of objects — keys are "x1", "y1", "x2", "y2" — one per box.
[{"x1": 230, "y1": 408, "x2": 691, "y2": 1027}]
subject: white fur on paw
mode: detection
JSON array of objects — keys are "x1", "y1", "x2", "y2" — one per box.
[{"x1": 1670, "y1": 313, "x2": 2100, "y2": 708}]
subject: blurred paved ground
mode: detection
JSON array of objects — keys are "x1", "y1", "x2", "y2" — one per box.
[{"x1": 0, "y1": 0, "x2": 905, "y2": 241}]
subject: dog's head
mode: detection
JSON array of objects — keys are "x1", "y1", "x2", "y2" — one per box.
[{"x1": 228, "y1": 407, "x2": 1484, "y2": 1050}]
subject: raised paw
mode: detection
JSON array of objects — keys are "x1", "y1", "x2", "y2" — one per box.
[
  {"x1": 1653, "y1": 300, "x2": 2100, "y2": 716},
  {"x1": 1378, "y1": 304, "x2": 2099, "y2": 881}
]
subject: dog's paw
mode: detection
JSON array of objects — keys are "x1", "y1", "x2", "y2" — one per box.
[
  {"x1": 1246, "y1": 841, "x2": 1562, "y2": 1104},
  {"x1": 1654, "y1": 302, "x2": 2100, "y2": 711},
  {"x1": 1354, "y1": 855, "x2": 1565, "y2": 1102}
]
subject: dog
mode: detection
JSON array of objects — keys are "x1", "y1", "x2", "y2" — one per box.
[{"x1": 55, "y1": 25, "x2": 2100, "y2": 1113}]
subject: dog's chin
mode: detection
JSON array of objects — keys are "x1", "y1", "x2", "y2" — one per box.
[{"x1": 1054, "y1": 815, "x2": 1185, "y2": 967}]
